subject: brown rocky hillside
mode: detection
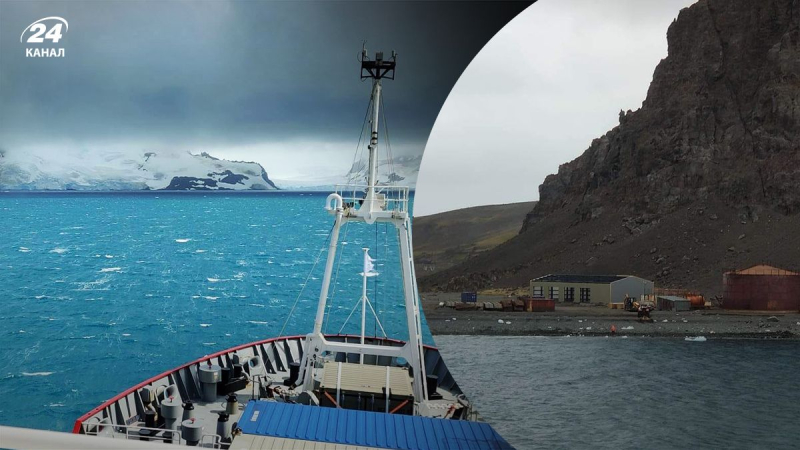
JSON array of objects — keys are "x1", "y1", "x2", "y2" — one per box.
[
  {"x1": 413, "y1": 202, "x2": 536, "y2": 275},
  {"x1": 418, "y1": 0, "x2": 800, "y2": 298}
]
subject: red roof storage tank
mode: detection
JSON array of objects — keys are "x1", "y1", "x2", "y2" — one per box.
[{"x1": 723, "y1": 265, "x2": 800, "y2": 311}]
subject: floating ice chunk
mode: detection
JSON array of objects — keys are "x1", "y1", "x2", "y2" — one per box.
[
  {"x1": 200, "y1": 323, "x2": 212, "y2": 327},
  {"x1": 621, "y1": 326, "x2": 634, "y2": 330},
  {"x1": 662, "y1": 319, "x2": 669, "y2": 323},
  {"x1": 685, "y1": 336, "x2": 707, "y2": 342},
  {"x1": 505, "y1": 321, "x2": 512, "y2": 325},
  {"x1": 585, "y1": 327, "x2": 592, "y2": 330},
  {"x1": 497, "y1": 319, "x2": 504, "y2": 324},
  {"x1": 452, "y1": 318, "x2": 457, "y2": 321}
]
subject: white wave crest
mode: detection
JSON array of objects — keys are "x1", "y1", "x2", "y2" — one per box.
[
  {"x1": 100, "y1": 267, "x2": 121, "y2": 273},
  {"x1": 22, "y1": 372, "x2": 53, "y2": 377},
  {"x1": 175, "y1": 238, "x2": 191, "y2": 243}
]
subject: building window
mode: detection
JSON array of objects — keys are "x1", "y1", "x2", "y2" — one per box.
[
  {"x1": 564, "y1": 287, "x2": 575, "y2": 302},
  {"x1": 580, "y1": 288, "x2": 591, "y2": 303},
  {"x1": 533, "y1": 286, "x2": 543, "y2": 298},
  {"x1": 549, "y1": 286, "x2": 559, "y2": 300}
]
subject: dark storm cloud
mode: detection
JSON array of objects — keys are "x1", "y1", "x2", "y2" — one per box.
[{"x1": 0, "y1": 1, "x2": 531, "y2": 151}]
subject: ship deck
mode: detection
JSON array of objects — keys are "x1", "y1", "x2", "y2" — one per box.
[{"x1": 72, "y1": 334, "x2": 495, "y2": 449}]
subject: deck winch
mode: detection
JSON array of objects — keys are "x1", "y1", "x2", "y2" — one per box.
[
  {"x1": 180, "y1": 418, "x2": 204, "y2": 446},
  {"x1": 198, "y1": 363, "x2": 221, "y2": 402},
  {"x1": 160, "y1": 397, "x2": 182, "y2": 432}
]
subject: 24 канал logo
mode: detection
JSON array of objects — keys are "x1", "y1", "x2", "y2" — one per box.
[{"x1": 20, "y1": 17, "x2": 68, "y2": 58}]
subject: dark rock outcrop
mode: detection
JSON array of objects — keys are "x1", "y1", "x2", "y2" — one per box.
[
  {"x1": 524, "y1": 0, "x2": 800, "y2": 231},
  {"x1": 420, "y1": 0, "x2": 800, "y2": 296}
]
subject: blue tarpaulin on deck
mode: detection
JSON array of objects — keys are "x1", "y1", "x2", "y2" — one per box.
[{"x1": 238, "y1": 400, "x2": 515, "y2": 450}]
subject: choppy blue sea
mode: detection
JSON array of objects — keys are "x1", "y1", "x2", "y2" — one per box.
[{"x1": 0, "y1": 191, "x2": 428, "y2": 432}]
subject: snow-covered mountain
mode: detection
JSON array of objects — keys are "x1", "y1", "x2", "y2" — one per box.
[
  {"x1": 0, "y1": 149, "x2": 278, "y2": 191},
  {"x1": 273, "y1": 154, "x2": 421, "y2": 191}
]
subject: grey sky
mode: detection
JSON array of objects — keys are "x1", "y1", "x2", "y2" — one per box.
[
  {"x1": 414, "y1": 0, "x2": 698, "y2": 216},
  {"x1": 0, "y1": 1, "x2": 528, "y2": 184}
]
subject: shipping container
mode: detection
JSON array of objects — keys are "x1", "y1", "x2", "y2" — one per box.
[
  {"x1": 461, "y1": 292, "x2": 478, "y2": 303},
  {"x1": 656, "y1": 296, "x2": 691, "y2": 312},
  {"x1": 520, "y1": 297, "x2": 555, "y2": 312}
]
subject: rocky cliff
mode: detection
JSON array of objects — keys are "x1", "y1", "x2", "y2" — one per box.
[
  {"x1": 527, "y1": 0, "x2": 799, "y2": 229},
  {"x1": 419, "y1": 0, "x2": 800, "y2": 296}
]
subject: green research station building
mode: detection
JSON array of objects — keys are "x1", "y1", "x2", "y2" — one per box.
[{"x1": 529, "y1": 274, "x2": 654, "y2": 304}]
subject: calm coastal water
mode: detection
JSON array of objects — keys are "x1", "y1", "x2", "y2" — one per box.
[
  {"x1": 0, "y1": 192, "x2": 426, "y2": 431},
  {"x1": 436, "y1": 335, "x2": 800, "y2": 450}
]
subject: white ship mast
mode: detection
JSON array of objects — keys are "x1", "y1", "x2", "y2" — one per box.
[{"x1": 299, "y1": 48, "x2": 430, "y2": 407}]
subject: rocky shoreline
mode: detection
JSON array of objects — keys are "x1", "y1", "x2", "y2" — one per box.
[{"x1": 422, "y1": 293, "x2": 800, "y2": 339}]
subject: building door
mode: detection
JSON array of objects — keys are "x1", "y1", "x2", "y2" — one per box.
[{"x1": 564, "y1": 287, "x2": 575, "y2": 303}]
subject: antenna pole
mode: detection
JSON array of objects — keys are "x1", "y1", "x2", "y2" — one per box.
[
  {"x1": 367, "y1": 81, "x2": 381, "y2": 192},
  {"x1": 360, "y1": 247, "x2": 369, "y2": 363},
  {"x1": 359, "y1": 50, "x2": 396, "y2": 217}
]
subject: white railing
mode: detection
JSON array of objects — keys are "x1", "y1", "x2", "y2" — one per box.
[
  {"x1": 80, "y1": 418, "x2": 221, "y2": 448},
  {"x1": 334, "y1": 184, "x2": 409, "y2": 215}
]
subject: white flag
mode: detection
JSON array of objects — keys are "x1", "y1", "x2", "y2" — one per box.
[{"x1": 363, "y1": 250, "x2": 379, "y2": 277}]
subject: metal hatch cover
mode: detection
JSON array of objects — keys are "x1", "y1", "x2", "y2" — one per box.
[{"x1": 238, "y1": 401, "x2": 515, "y2": 450}]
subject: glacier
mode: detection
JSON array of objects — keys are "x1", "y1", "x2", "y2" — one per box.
[{"x1": 0, "y1": 149, "x2": 278, "y2": 191}]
